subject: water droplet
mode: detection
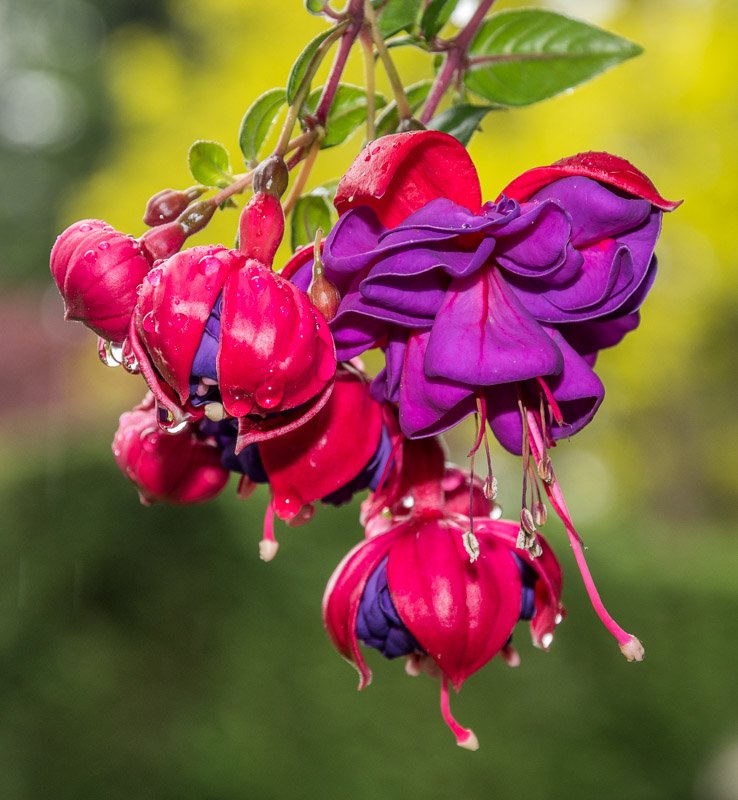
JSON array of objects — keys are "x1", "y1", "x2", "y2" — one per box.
[
  {"x1": 121, "y1": 339, "x2": 140, "y2": 374},
  {"x1": 98, "y1": 241, "x2": 110, "y2": 250},
  {"x1": 97, "y1": 338, "x2": 121, "y2": 368},
  {"x1": 198, "y1": 255, "x2": 221, "y2": 275},
  {"x1": 142, "y1": 312, "x2": 155, "y2": 333},
  {"x1": 541, "y1": 633, "x2": 554, "y2": 649},
  {"x1": 364, "y1": 154, "x2": 371, "y2": 162},
  {"x1": 103, "y1": 225, "x2": 114, "y2": 232},
  {"x1": 173, "y1": 313, "x2": 186, "y2": 326},
  {"x1": 555, "y1": 613, "x2": 563, "y2": 625},
  {"x1": 84, "y1": 250, "x2": 96, "y2": 262},
  {"x1": 142, "y1": 434, "x2": 159, "y2": 452},
  {"x1": 255, "y1": 384, "x2": 283, "y2": 410},
  {"x1": 279, "y1": 305, "x2": 289, "y2": 317},
  {"x1": 109, "y1": 342, "x2": 124, "y2": 362},
  {"x1": 147, "y1": 268, "x2": 162, "y2": 286},
  {"x1": 250, "y1": 275, "x2": 266, "y2": 292},
  {"x1": 79, "y1": 224, "x2": 92, "y2": 232},
  {"x1": 155, "y1": 402, "x2": 188, "y2": 433}
]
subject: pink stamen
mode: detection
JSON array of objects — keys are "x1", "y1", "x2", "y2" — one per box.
[
  {"x1": 259, "y1": 500, "x2": 279, "y2": 561},
  {"x1": 467, "y1": 395, "x2": 487, "y2": 458},
  {"x1": 526, "y1": 410, "x2": 644, "y2": 660},
  {"x1": 440, "y1": 676, "x2": 479, "y2": 750},
  {"x1": 536, "y1": 377, "x2": 564, "y2": 426}
]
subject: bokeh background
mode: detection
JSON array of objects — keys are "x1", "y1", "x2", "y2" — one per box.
[{"x1": 2, "y1": 0, "x2": 737, "y2": 798}]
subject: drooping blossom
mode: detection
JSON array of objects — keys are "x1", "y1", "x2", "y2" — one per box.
[
  {"x1": 50, "y1": 219, "x2": 152, "y2": 343},
  {"x1": 112, "y1": 393, "x2": 229, "y2": 505},
  {"x1": 129, "y1": 192, "x2": 337, "y2": 444},
  {"x1": 323, "y1": 437, "x2": 564, "y2": 749},
  {"x1": 200, "y1": 363, "x2": 393, "y2": 559}
]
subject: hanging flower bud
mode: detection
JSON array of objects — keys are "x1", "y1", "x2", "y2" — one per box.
[
  {"x1": 143, "y1": 185, "x2": 207, "y2": 227},
  {"x1": 50, "y1": 219, "x2": 151, "y2": 343},
  {"x1": 138, "y1": 199, "x2": 216, "y2": 263},
  {"x1": 112, "y1": 393, "x2": 229, "y2": 505}
]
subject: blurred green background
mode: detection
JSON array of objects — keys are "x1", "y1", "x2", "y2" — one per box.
[{"x1": 2, "y1": 0, "x2": 738, "y2": 798}]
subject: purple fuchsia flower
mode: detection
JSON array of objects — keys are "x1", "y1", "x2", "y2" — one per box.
[
  {"x1": 112, "y1": 393, "x2": 229, "y2": 505},
  {"x1": 201, "y1": 363, "x2": 393, "y2": 560},
  {"x1": 129, "y1": 192, "x2": 337, "y2": 444},
  {"x1": 323, "y1": 437, "x2": 564, "y2": 749}
]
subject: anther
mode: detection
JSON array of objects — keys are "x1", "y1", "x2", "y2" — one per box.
[{"x1": 462, "y1": 530, "x2": 480, "y2": 563}]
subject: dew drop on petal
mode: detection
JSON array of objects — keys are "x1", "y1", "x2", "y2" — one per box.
[
  {"x1": 84, "y1": 249, "x2": 96, "y2": 262},
  {"x1": 147, "y1": 268, "x2": 162, "y2": 286},
  {"x1": 198, "y1": 255, "x2": 221, "y2": 275},
  {"x1": 255, "y1": 384, "x2": 284, "y2": 410},
  {"x1": 98, "y1": 241, "x2": 110, "y2": 250},
  {"x1": 142, "y1": 312, "x2": 155, "y2": 333},
  {"x1": 109, "y1": 342, "x2": 124, "y2": 363},
  {"x1": 97, "y1": 338, "x2": 121, "y2": 368}
]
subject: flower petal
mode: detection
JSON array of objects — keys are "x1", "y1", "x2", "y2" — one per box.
[{"x1": 335, "y1": 131, "x2": 482, "y2": 228}]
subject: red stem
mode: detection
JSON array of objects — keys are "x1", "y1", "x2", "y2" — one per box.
[{"x1": 420, "y1": 0, "x2": 496, "y2": 124}]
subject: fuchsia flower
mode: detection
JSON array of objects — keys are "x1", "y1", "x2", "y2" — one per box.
[
  {"x1": 50, "y1": 219, "x2": 152, "y2": 343},
  {"x1": 113, "y1": 393, "x2": 229, "y2": 505},
  {"x1": 291, "y1": 131, "x2": 679, "y2": 451},
  {"x1": 323, "y1": 437, "x2": 563, "y2": 749},
  {"x1": 129, "y1": 193, "x2": 337, "y2": 445}
]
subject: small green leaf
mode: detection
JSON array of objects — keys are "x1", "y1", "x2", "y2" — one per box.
[
  {"x1": 286, "y1": 27, "x2": 337, "y2": 105},
  {"x1": 290, "y1": 190, "x2": 333, "y2": 251},
  {"x1": 305, "y1": 84, "x2": 386, "y2": 148},
  {"x1": 464, "y1": 9, "x2": 643, "y2": 107},
  {"x1": 304, "y1": 0, "x2": 326, "y2": 15},
  {"x1": 238, "y1": 88, "x2": 286, "y2": 166},
  {"x1": 419, "y1": 0, "x2": 456, "y2": 41},
  {"x1": 188, "y1": 140, "x2": 233, "y2": 188},
  {"x1": 376, "y1": 0, "x2": 423, "y2": 38},
  {"x1": 426, "y1": 103, "x2": 497, "y2": 146},
  {"x1": 375, "y1": 79, "x2": 432, "y2": 137}
]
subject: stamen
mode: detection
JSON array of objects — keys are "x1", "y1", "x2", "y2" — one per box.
[
  {"x1": 526, "y1": 410, "x2": 644, "y2": 661},
  {"x1": 204, "y1": 401, "x2": 226, "y2": 421},
  {"x1": 536, "y1": 377, "x2": 564, "y2": 427},
  {"x1": 462, "y1": 530, "x2": 480, "y2": 563},
  {"x1": 440, "y1": 676, "x2": 479, "y2": 751},
  {"x1": 259, "y1": 500, "x2": 279, "y2": 561}
]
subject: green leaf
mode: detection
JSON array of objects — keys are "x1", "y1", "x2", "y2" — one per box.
[
  {"x1": 290, "y1": 190, "x2": 333, "y2": 251},
  {"x1": 238, "y1": 88, "x2": 286, "y2": 166},
  {"x1": 304, "y1": 0, "x2": 326, "y2": 15},
  {"x1": 426, "y1": 103, "x2": 497, "y2": 146},
  {"x1": 305, "y1": 84, "x2": 386, "y2": 148},
  {"x1": 464, "y1": 9, "x2": 643, "y2": 107},
  {"x1": 374, "y1": 79, "x2": 432, "y2": 137},
  {"x1": 419, "y1": 0, "x2": 456, "y2": 41},
  {"x1": 286, "y1": 27, "x2": 337, "y2": 105},
  {"x1": 376, "y1": 0, "x2": 423, "y2": 38},
  {"x1": 188, "y1": 140, "x2": 233, "y2": 188}
]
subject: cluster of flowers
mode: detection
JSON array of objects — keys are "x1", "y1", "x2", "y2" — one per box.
[{"x1": 50, "y1": 131, "x2": 678, "y2": 748}]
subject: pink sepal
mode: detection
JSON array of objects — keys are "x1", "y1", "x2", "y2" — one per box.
[
  {"x1": 219, "y1": 260, "x2": 336, "y2": 417},
  {"x1": 322, "y1": 527, "x2": 406, "y2": 689},
  {"x1": 501, "y1": 151, "x2": 682, "y2": 211},
  {"x1": 134, "y1": 245, "x2": 237, "y2": 404},
  {"x1": 388, "y1": 514, "x2": 522, "y2": 691},
  {"x1": 239, "y1": 193, "x2": 285, "y2": 267},
  {"x1": 259, "y1": 366, "x2": 383, "y2": 520},
  {"x1": 473, "y1": 517, "x2": 564, "y2": 650},
  {"x1": 112, "y1": 393, "x2": 229, "y2": 505},
  {"x1": 334, "y1": 131, "x2": 482, "y2": 228}
]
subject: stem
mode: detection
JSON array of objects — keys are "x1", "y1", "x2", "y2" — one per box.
[
  {"x1": 273, "y1": 21, "x2": 350, "y2": 157},
  {"x1": 283, "y1": 139, "x2": 321, "y2": 216},
  {"x1": 365, "y1": 0, "x2": 412, "y2": 121},
  {"x1": 314, "y1": 0, "x2": 365, "y2": 124},
  {"x1": 360, "y1": 27, "x2": 376, "y2": 141},
  {"x1": 286, "y1": 130, "x2": 319, "y2": 152},
  {"x1": 420, "y1": 0, "x2": 496, "y2": 124},
  {"x1": 210, "y1": 170, "x2": 255, "y2": 206}
]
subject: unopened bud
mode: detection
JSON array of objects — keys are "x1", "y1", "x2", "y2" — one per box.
[
  {"x1": 143, "y1": 185, "x2": 206, "y2": 226},
  {"x1": 252, "y1": 155, "x2": 289, "y2": 197},
  {"x1": 138, "y1": 200, "x2": 216, "y2": 263},
  {"x1": 397, "y1": 117, "x2": 425, "y2": 133},
  {"x1": 178, "y1": 199, "x2": 216, "y2": 235},
  {"x1": 308, "y1": 229, "x2": 341, "y2": 321}
]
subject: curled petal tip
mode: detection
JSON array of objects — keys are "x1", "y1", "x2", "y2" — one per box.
[
  {"x1": 457, "y1": 730, "x2": 479, "y2": 752},
  {"x1": 259, "y1": 539, "x2": 279, "y2": 562},
  {"x1": 619, "y1": 636, "x2": 645, "y2": 662}
]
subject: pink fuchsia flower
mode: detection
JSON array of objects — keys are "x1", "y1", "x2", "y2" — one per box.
[
  {"x1": 323, "y1": 438, "x2": 563, "y2": 749},
  {"x1": 112, "y1": 393, "x2": 229, "y2": 505},
  {"x1": 130, "y1": 190, "x2": 337, "y2": 440},
  {"x1": 200, "y1": 364, "x2": 392, "y2": 560},
  {"x1": 50, "y1": 219, "x2": 151, "y2": 343}
]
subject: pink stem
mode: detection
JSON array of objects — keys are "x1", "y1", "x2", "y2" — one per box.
[
  {"x1": 420, "y1": 0, "x2": 496, "y2": 124},
  {"x1": 526, "y1": 411, "x2": 635, "y2": 648},
  {"x1": 440, "y1": 676, "x2": 479, "y2": 750}
]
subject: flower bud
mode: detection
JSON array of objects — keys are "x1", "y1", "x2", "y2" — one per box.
[
  {"x1": 238, "y1": 192, "x2": 284, "y2": 267},
  {"x1": 50, "y1": 219, "x2": 151, "y2": 343},
  {"x1": 143, "y1": 186, "x2": 206, "y2": 226},
  {"x1": 112, "y1": 394, "x2": 229, "y2": 505},
  {"x1": 252, "y1": 155, "x2": 289, "y2": 198},
  {"x1": 138, "y1": 200, "x2": 216, "y2": 262}
]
